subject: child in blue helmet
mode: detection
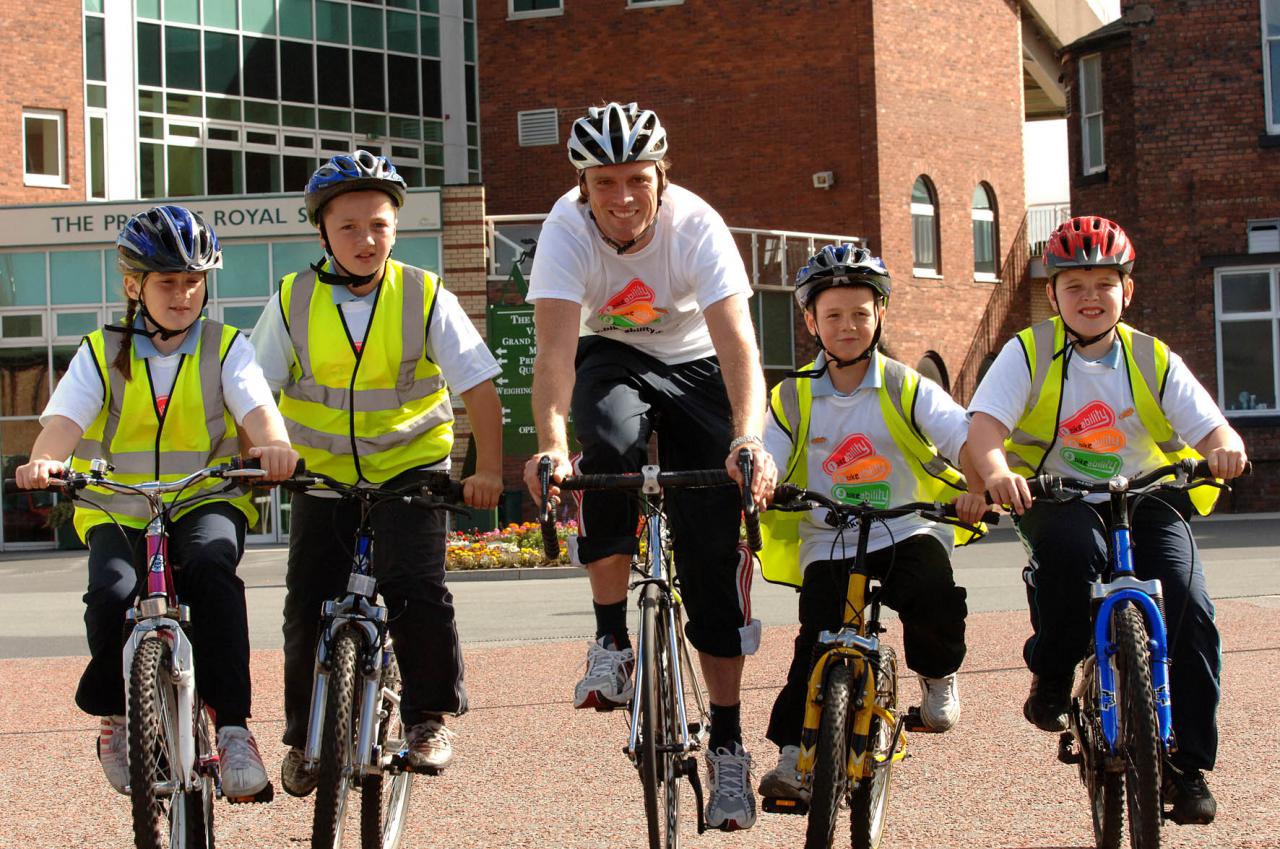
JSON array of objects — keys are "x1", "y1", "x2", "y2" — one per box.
[
  {"x1": 250, "y1": 151, "x2": 503, "y2": 792},
  {"x1": 756, "y1": 244, "x2": 987, "y2": 804},
  {"x1": 15, "y1": 205, "x2": 298, "y2": 799}
]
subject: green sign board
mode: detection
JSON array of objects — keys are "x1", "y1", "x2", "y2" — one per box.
[{"x1": 488, "y1": 305, "x2": 538, "y2": 455}]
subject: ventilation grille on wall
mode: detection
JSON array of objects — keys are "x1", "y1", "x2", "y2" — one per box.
[{"x1": 518, "y1": 109, "x2": 559, "y2": 147}]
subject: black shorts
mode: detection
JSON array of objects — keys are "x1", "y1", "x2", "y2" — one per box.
[{"x1": 569, "y1": 335, "x2": 760, "y2": 658}]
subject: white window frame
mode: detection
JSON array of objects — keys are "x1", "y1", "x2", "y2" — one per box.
[
  {"x1": 971, "y1": 184, "x2": 998, "y2": 282},
  {"x1": 509, "y1": 0, "x2": 563, "y2": 20},
  {"x1": 627, "y1": 0, "x2": 685, "y2": 7},
  {"x1": 911, "y1": 177, "x2": 940, "y2": 278},
  {"x1": 1264, "y1": 0, "x2": 1280, "y2": 132},
  {"x1": 1214, "y1": 264, "x2": 1280, "y2": 417},
  {"x1": 1079, "y1": 53, "x2": 1105, "y2": 175},
  {"x1": 22, "y1": 109, "x2": 67, "y2": 188}
]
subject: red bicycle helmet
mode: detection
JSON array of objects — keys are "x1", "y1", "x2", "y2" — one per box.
[{"x1": 1043, "y1": 216, "x2": 1135, "y2": 278}]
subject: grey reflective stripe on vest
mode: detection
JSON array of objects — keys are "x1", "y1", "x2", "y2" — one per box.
[
  {"x1": 882, "y1": 359, "x2": 952, "y2": 477},
  {"x1": 282, "y1": 375, "x2": 446, "y2": 413},
  {"x1": 777, "y1": 379, "x2": 800, "y2": 439},
  {"x1": 1126, "y1": 330, "x2": 1188, "y2": 454},
  {"x1": 1007, "y1": 320, "x2": 1057, "y2": 458},
  {"x1": 283, "y1": 402, "x2": 455, "y2": 455}
]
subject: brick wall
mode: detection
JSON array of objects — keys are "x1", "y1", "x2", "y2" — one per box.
[
  {"x1": 441, "y1": 184, "x2": 490, "y2": 472},
  {"x1": 1064, "y1": 1, "x2": 1280, "y2": 510},
  {"x1": 0, "y1": 0, "x2": 84, "y2": 203}
]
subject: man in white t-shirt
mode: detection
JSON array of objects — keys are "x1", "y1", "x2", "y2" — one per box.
[
  {"x1": 967, "y1": 216, "x2": 1248, "y2": 826},
  {"x1": 521, "y1": 102, "x2": 776, "y2": 831}
]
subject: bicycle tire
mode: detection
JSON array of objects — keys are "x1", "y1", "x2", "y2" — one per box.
[
  {"x1": 1077, "y1": 658, "x2": 1123, "y2": 849},
  {"x1": 129, "y1": 636, "x2": 208, "y2": 849},
  {"x1": 657, "y1": 594, "x2": 682, "y2": 849},
  {"x1": 187, "y1": 704, "x2": 216, "y2": 849},
  {"x1": 361, "y1": 647, "x2": 413, "y2": 849},
  {"x1": 637, "y1": 582, "x2": 674, "y2": 849},
  {"x1": 1115, "y1": 605, "x2": 1162, "y2": 849},
  {"x1": 804, "y1": 662, "x2": 853, "y2": 849},
  {"x1": 312, "y1": 628, "x2": 362, "y2": 849},
  {"x1": 850, "y1": 647, "x2": 897, "y2": 849}
]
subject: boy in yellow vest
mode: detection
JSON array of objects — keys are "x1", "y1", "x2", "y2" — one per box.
[
  {"x1": 15, "y1": 206, "x2": 298, "y2": 799},
  {"x1": 968, "y1": 216, "x2": 1248, "y2": 825},
  {"x1": 250, "y1": 152, "x2": 503, "y2": 791},
  {"x1": 756, "y1": 245, "x2": 986, "y2": 803}
]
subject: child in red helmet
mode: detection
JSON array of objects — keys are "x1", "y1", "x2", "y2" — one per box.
[{"x1": 966, "y1": 215, "x2": 1247, "y2": 826}]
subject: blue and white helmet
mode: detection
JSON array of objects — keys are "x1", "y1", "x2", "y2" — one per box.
[
  {"x1": 304, "y1": 150, "x2": 407, "y2": 225},
  {"x1": 794, "y1": 243, "x2": 891, "y2": 310},
  {"x1": 116, "y1": 206, "x2": 222, "y2": 275},
  {"x1": 567, "y1": 102, "x2": 668, "y2": 170}
]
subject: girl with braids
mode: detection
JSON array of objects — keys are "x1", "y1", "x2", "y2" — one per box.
[{"x1": 15, "y1": 206, "x2": 298, "y2": 800}]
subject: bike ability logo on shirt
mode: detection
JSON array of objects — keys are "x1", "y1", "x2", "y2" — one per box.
[
  {"x1": 596, "y1": 278, "x2": 669, "y2": 331},
  {"x1": 1057, "y1": 400, "x2": 1127, "y2": 479},
  {"x1": 823, "y1": 433, "x2": 893, "y2": 508}
]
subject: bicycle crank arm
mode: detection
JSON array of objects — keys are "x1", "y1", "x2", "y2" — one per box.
[
  {"x1": 683, "y1": 756, "x2": 708, "y2": 834},
  {"x1": 226, "y1": 782, "x2": 275, "y2": 805}
]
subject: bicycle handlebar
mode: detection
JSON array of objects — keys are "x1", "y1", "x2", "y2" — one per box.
[
  {"x1": 8, "y1": 458, "x2": 268, "y2": 498},
  {"x1": 1017, "y1": 458, "x2": 1251, "y2": 504},
  {"x1": 769, "y1": 483, "x2": 1000, "y2": 531},
  {"x1": 278, "y1": 466, "x2": 468, "y2": 514}
]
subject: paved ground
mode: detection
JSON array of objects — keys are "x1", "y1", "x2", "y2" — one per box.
[{"x1": 0, "y1": 516, "x2": 1277, "y2": 848}]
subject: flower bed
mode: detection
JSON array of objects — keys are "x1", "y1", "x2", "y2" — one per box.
[{"x1": 446, "y1": 521, "x2": 576, "y2": 570}]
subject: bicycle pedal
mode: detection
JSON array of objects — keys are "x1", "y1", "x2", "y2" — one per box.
[
  {"x1": 389, "y1": 753, "x2": 445, "y2": 776},
  {"x1": 761, "y1": 796, "x2": 810, "y2": 816},
  {"x1": 225, "y1": 782, "x2": 274, "y2": 805},
  {"x1": 1057, "y1": 732, "x2": 1081, "y2": 765},
  {"x1": 902, "y1": 707, "x2": 942, "y2": 733}
]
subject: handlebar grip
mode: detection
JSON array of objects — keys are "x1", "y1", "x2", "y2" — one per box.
[
  {"x1": 538, "y1": 456, "x2": 561, "y2": 561},
  {"x1": 772, "y1": 483, "x2": 805, "y2": 504},
  {"x1": 737, "y1": 448, "x2": 762, "y2": 552}
]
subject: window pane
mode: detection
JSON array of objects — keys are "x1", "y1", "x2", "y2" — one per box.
[
  {"x1": 221, "y1": 305, "x2": 264, "y2": 331},
  {"x1": 23, "y1": 116, "x2": 60, "y2": 178},
  {"x1": 973, "y1": 219, "x2": 996, "y2": 275},
  {"x1": 1085, "y1": 115, "x2": 1104, "y2": 171},
  {"x1": 167, "y1": 92, "x2": 201, "y2": 116},
  {"x1": 167, "y1": 145, "x2": 203, "y2": 197},
  {"x1": 317, "y1": 0, "x2": 348, "y2": 43},
  {"x1": 514, "y1": 0, "x2": 561, "y2": 9},
  {"x1": 50, "y1": 252, "x2": 101, "y2": 305},
  {"x1": 757, "y1": 291, "x2": 793, "y2": 368},
  {"x1": 352, "y1": 5, "x2": 384, "y2": 48},
  {"x1": 465, "y1": 64, "x2": 476, "y2": 123},
  {"x1": 205, "y1": 31, "x2": 240, "y2": 95},
  {"x1": 206, "y1": 147, "x2": 244, "y2": 195},
  {"x1": 971, "y1": 184, "x2": 991, "y2": 209},
  {"x1": 387, "y1": 55, "x2": 418, "y2": 115},
  {"x1": 137, "y1": 0, "x2": 159, "y2": 18},
  {"x1": 245, "y1": 151, "x2": 281, "y2": 194},
  {"x1": 319, "y1": 108, "x2": 352, "y2": 131},
  {"x1": 353, "y1": 51, "x2": 385, "y2": 111},
  {"x1": 280, "y1": 0, "x2": 313, "y2": 39},
  {"x1": 282, "y1": 104, "x2": 316, "y2": 128},
  {"x1": 911, "y1": 177, "x2": 932, "y2": 205},
  {"x1": 139, "y1": 89, "x2": 163, "y2": 112},
  {"x1": 393, "y1": 237, "x2": 440, "y2": 274},
  {"x1": 243, "y1": 37, "x2": 278, "y2": 100},
  {"x1": 164, "y1": 26, "x2": 200, "y2": 90},
  {"x1": 273, "y1": 241, "x2": 320, "y2": 278},
  {"x1": 1268, "y1": 0, "x2": 1280, "y2": 37},
  {"x1": 1220, "y1": 272, "x2": 1272, "y2": 312},
  {"x1": 1271, "y1": 44, "x2": 1280, "y2": 126},
  {"x1": 420, "y1": 14, "x2": 439, "y2": 56},
  {"x1": 1222, "y1": 319, "x2": 1276, "y2": 410},
  {"x1": 137, "y1": 23, "x2": 162, "y2": 86},
  {"x1": 465, "y1": 20, "x2": 475, "y2": 63},
  {"x1": 1081, "y1": 56, "x2": 1101, "y2": 113},
  {"x1": 84, "y1": 0, "x2": 103, "y2": 11},
  {"x1": 0, "y1": 316, "x2": 43, "y2": 340},
  {"x1": 280, "y1": 41, "x2": 315, "y2": 103},
  {"x1": 317, "y1": 46, "x2": 351, "y2": 107},
  {"x1": 218, "y1": 244, "x2": 270, "y2": 296},
  {"x1": 56, "y1": 312, "x2": 99, "y2": 337},
  {"x1": 89, "y1": 115, "x2": 105, "y2": 199},
  {"x1": 422, "y1": 58, "x2": 441, "y2": 117},
  {"x1": 139, "y1": 142, "x2": 162, "y2": 197},
  {"x1": 244, "y1": 101, "x2": 279, "y2": 125},
  {"x1": 85, "y1": 17, "x2": 105, "y2": 81},
  {"x1": 165, "y1": 0, "x2": 198, "y2": 24},
  {"x1": 388, "y1": 10, "x2": 416, "y2": 52},
  {"x1": 0, "y1": 253, "x2": 47, "y2": 307},
  {"x1": 913, "y1": 214, "x2": 936, "y2": 269},
  {"x1": 86, "y1": 84, "x2": 107, "y2": 108},
  {"x1": 243, "y1": 0, "x2": 276, "y2": 34},
  {"x1": 3, "y1": 420, "x2": 58, "y2": 544},
  {"x1": 283, "y1": 156, "x2": 315, "y2": 195},
  {"x1": 205, "y1": 0, "x2": 236, "y2": 29},
  {"x1": 354, "y1": 112, "x2": 386, "y2": 137},
  {"x1": 207, "y1": 97, "x2": 241, "y2": 120}
]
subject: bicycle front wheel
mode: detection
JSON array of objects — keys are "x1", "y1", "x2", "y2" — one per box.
[
  {"x1": 850, "y1": 646, "x2": 897, "y2": 849},
  {"x1": 1115, "y1": 605, "x2": 1162, "y2": 849},
  {"x1": 361, "y1": 647, "x2": 413, "y2": 849},
  {"x1": 128, "y1": 636, "x2": 211, "y2": 849},
  {"x1": 804, "y1": 662, "x2": 852, "y2": 849},
  {"x1": 1078, "y1": 657, "x2": 1123, "y2": 849},
  {"x1": 313, "y1": 628, "x2": 362, "y2": 849},
  {"x1": 637, "y1": 582, "x2": 681, "y2": 849}
]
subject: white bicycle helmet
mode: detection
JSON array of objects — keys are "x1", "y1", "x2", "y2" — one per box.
[{"x1": 567, "y1": 102, "x2": 668, "y2": 170}]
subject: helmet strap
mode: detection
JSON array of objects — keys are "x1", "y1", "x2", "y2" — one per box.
[
  {"x1": 787, "y1": 320, "x2": 882, "y2": 379},
  {"x1": 111, "y1": 273, "x2": 204, "y2": 342},
  {"x1": 1051, "y1": 279, "x2": 1122, "y2": 377}
]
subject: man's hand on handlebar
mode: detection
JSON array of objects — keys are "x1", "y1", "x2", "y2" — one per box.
[
  {"x1": 725, "y1": 441, "x2": 776, "y2": 512},
  {"x1": 14, "y1": 458, "x2": 67, "y2": 490},
  {"x1": 524, "y1": 450, "x2": 573, "y2": 508}
]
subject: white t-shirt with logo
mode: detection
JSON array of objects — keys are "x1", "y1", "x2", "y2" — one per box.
[
  {"x1": 763, "y1": 353, "x2": 971, "y2": 567},
  {"x1": 969, "y1": 335, "x2": 1226, "y2": 496},
  {"x1": 526, "y1": 183, "x2": 753, "y2": 365}
]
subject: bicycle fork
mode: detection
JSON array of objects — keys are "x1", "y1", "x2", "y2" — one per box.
[{"x1": 122, "y1": 620, "x2": 198, "y2": 794}]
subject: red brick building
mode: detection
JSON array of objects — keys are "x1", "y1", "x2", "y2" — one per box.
[
  {"x1": 477, "y1": 0, "x2": 1029, "y2": 388},
  {"x1": 1060, "y1": 2, "x2": 1280, "y2": 510}
]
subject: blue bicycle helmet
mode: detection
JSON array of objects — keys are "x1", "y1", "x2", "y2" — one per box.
[
  {"x1": 794, "y1": 243, "x2": 891, "y2": 310},
  {"x1": 115, "y1": 206, "x2": 222, "y2": 275},
  {"x1": 304, "y1": 150, "x2": 407, "y2": 225}
]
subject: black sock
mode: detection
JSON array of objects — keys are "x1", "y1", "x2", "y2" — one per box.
[
  {"x1": 214, "y1": 715, "x2": 247, "y2": 732},
  {"x1": 709, "y1": 702, "x2": 742, "y2": 752},
  {"x1": 593, "y1": 600, "x2": 631, "y2": 650}
]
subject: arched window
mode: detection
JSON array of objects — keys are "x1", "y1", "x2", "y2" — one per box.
[
  {"x1": 916, "y1": 351, "x2": 949, "y2": 392},
  {"x1": 911, "y1": 176, "x2": 939, "y2": 275},
  {"x1": 972, "y1": 183, "x2": 998, "y2": 280}
]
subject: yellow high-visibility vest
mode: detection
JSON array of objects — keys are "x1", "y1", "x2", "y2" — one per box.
[
  {"x1": 276, "y1": 260, "x2": 453, "y2": 484},
  {"x1": 760, "y1": 355, "x2": 977, "y2": 589},
  {"x1": 70, "y1": 318, "x2": 256, "y2": 541},
  {"x1": 1003, "y1": 316, "x2": 1217, "y2": 515}
]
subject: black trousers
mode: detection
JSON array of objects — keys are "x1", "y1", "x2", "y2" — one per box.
[
  {"x1": 571, "y1": 336, "x2": 754, "y2": 658},
  {"x1": 766, "y1": 534, "x2": 967, "y2": 748},
  {"x1": 281, "y1": 467, "x2": 466, "y2": 749},
  {"x1": 77, "y1": 501, "x2": 250, "y2": 726},
  {"x1": 1014, "y1": 492, "x2": 1220, "y2": 771}
]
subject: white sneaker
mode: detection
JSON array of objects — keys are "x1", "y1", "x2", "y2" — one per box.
[
  {"x1": 757, "y1": 744, "x2": 808, "y2": 802},
  {"x1": 573, "y1": 636, "x2": 635, "y2": 710},
  {"x1": 918, "y1": 673, "x2": 960, "y2": 732},
  {"x1": 97, "y1": 715, "x2": 129, "y2": 795},
  {"x1": 706, "y1": 742, "x2": 757, "y2": 831},
  {"x1": 217, "y1": 726, "x2": 269, "y2": 798}
]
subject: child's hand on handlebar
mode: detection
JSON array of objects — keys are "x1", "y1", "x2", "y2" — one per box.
[
  {"x1": 985, "y1": 469, "x2": 1034, "y2": 515},
  {"x1": 248, "y1": 444, "x2": 301, "y2": 481},
  {"x1": 14, "y1": 458, "x2": 66, "y2": 490},
  {"x1": 1205, "y1": 446, "x2": 1249, "y2": 480},
  {"x1": 463, "y1": 470, "x2": 503, "y2": 510},
  {"x1": 951, "y1": 491, "x2": 989, "y2": 526}
]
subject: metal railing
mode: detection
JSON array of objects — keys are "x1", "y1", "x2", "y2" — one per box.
[
  {"x1": 485, "y1": 214, "x2": 861, "y2": 291},
  {"x1": 1026, "y1": 202, "x2": 1071, "y2": 258}
]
